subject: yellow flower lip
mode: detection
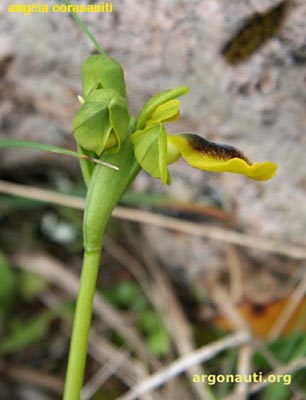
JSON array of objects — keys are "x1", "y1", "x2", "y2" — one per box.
[{"x1": 168, "y1": 134, "x2": 278, "y2": 181}]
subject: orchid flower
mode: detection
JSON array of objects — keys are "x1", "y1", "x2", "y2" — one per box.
[
  {"x1": 130, "y1": 86, "x2": 277, "y2": 184},
  {"x1": 66, "y1": 53, "x2": 277, "y2": 400}
]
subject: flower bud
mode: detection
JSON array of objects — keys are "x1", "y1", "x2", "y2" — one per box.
[
  {"x1": 82, "y1": 54, "x2": 127, "y2": 98},
  {"x1": 73, "y1": 88, "x2": 129, "y2": 155}
]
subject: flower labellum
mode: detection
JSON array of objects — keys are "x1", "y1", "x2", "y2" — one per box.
[{"x1": 167, "y1": 134, "x2": 277, "y2": 181}]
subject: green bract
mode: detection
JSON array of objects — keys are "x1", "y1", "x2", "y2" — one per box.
[
  {"x1": 131, "y1": 123, "x2": 169, "y2": 185},
  {"x1": 131, "y1": 86, "x2": 189, "y2": 184},
  {"x1": 72, "y1": 88, "x2": 129, "y2": 155},
  {"x1": 82, "y1": 54, "x2": 127, "y2": 98}
]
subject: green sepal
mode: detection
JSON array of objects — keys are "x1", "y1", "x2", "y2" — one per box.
[
  {"x1": 72, "y1": 89, "x2": 129, "y2": 155},
  {"x1": 108, "y1": 96, "x2": 130, "y2": 152},
  {"x1": 77, "y1": 143, "x2": 95, "y2": 187},
  {"x1": 136, "y1": 86, "x2": 189, "y2": 130},
  {"x1": 131, "y1": 124, "x2": 169, "y2": 184},
  {"x1": 147, "y1": 99, "x2": 180, "y2": 126},
  {"x1": 81, "y1": 54, "x2": 127, "y2": 98}
]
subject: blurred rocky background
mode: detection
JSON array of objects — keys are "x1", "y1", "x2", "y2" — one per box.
[
  {"x1": 1, "y1": 1, "x2": 306, "y2": 399},
  {"x1": 1, "y1": 0, "x2": 306, "y2": 296}
]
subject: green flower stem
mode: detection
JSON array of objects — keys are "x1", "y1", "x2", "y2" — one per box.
[
  {"x1": 63, "y1": 249, "x2": 101, "y2": 400},
  {"x1": 64, "y1": 139, "x2": 140, "y2": 400}
]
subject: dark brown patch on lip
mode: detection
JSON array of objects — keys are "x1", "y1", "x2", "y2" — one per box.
[{"x1": 186, "y1": 134, "x2": 251, "y2": 164}]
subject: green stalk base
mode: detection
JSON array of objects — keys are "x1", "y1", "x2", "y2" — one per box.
[{"x1": 63, "y1": 250, "x2": 101, "y2": 400}]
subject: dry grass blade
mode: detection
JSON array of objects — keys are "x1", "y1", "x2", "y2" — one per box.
[
  {"x1": 117, "y1": 332, "x2": 250, "y2": 400},
  {"x1": 225, "y1": 345, "x2": 252, "y2": 400},
  {"x1": 0, "y1": 363, "x2": 64, "y2": 396},
  {"x1": 11, "y1": 252, "x2": 160, "y2": 369},
  {"x1": 267, "y1": 267, "x2": 306, "y2": 340},
  {"x1": 0, "y1": 139, "x2": 119, "y2": 170},
  {"x1": 41, "y1": 292, "x2": 144, "y2": 388},
  {"x1": 225, "y1": 245, "x2": 244, "y2": 303},
  {"x1": 105, "y1": 235, "x2": 209, "y2": 399},
  {"x1": 104, "y1": 236, "x2": 153, "y2": 302},
  {"x1": 208, "y1": 281, "x2": 252, "y2": 400},
  {"x1": 81, "y1": 355, "x2": 130, "y2": 400},
  {"x1": 208, "y1": 280, "x2": 251, "y2": 334},
  {"x1": 88, "y1": 330, "x2": 146, "y2": 388},
  {"x1": 1, "y1": 180, "x2": 306, "y2": 259},
  {"x1": 125, "y1": 225, "x2": 214, "y2": 400}
]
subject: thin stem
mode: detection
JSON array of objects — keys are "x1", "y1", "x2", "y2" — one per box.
[
  {"x1": 59, "y1": 0, "x2": 105, "y2": 55},
  {"x1": 0, "y1": 140, "x2": 118, "y2": 170},
  {"x1": 63, "y1": 250, "x2": 101, "y2": 400},
  {"x1": 63, "y1": 140, "x2": 140, "y2": 399}
]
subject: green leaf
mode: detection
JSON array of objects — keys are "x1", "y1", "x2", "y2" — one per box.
[
  {"x1": 104, "y1": 281, "x2": 149, "y2": 311},
  {"x1": 0, "y1": 311, "x2": 54, "y2": 354},
  {"x1": 131, "y1": 124, "x2": 169, "y2": 184},
  {"x1": 136, "y1": 86, "x2": 189, "y2": 130},
  {"x1": 138, "y1": 310, "x2": 171, "y2": 356},
  {"x1": 262, "y1": 379, "x2": 294, "y2": 400},
  {"x1": 146, "y1": 329, "x2": 171, "y2": 357},
  {"x1": 0, "y1": 254, "x2": 15, "y2": 313},
  {"x1": 73, "y1": 89, "x2": 129, "y2": 155},
  {"x1": 19, "y1": 271, "x2": 49, "y2": 301},
  {"x1": 82, "y1": 54, "x2": 127, "y2": 98},
  {"x1": 139, "y1": 310, "x2": 161, "y2": 333}
]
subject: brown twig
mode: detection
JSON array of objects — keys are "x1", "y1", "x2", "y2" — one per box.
[{"x1": 1, "y1": 180, "x2": 305, "y2": 259}]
